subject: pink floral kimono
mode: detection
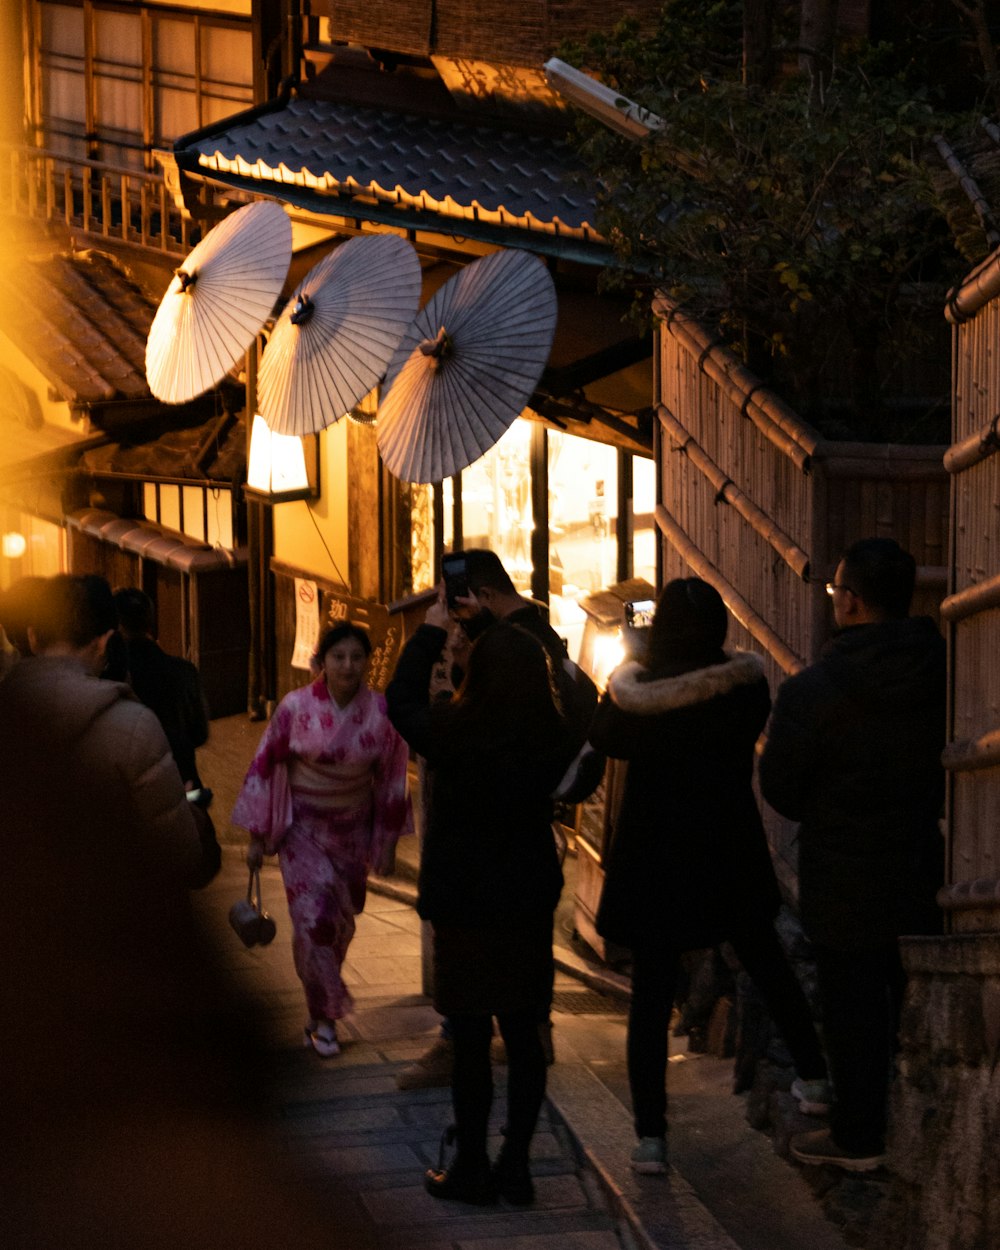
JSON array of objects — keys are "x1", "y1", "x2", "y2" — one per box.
[{"x1": 232, "y1": 678, "x2": 413, "y2": 1022}]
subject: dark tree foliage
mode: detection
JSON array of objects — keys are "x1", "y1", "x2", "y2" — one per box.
[{"x1": 563, "y1": 0, "x2": 987, "y2": 441}]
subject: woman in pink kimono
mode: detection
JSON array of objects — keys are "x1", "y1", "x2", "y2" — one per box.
[{"x1": 233, "y1": 623, "x2": 412, "y2": 1057}]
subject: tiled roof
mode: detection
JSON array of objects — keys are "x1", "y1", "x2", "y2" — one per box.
[
  {"x1": 0, "y1": 247, "x2": 158, "y2": 406},
  {"x1": 66, "y1": 509, "x2": 246, "y2": 572},
  {"x1": 177, "y1": 96, "x2": 602, "y2": 248}
]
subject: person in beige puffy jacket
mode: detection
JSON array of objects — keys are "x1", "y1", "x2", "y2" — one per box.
[
  {"x1": 0, "y1": 573, "x2": 203, "y2": 883},
  {"x1": 0, "y1": 576, "x2": 371, "y2": 1247}
]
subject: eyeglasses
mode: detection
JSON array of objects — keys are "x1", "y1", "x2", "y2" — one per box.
[{"x1": 825, "y1": 581, "x2": 856, "y2": 597}]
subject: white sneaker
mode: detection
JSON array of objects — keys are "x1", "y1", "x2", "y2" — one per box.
[
  {"x1": 790, "y1": 1128, "x2": 885, "y2": 1173},
  {"x1": 791, "y1": 1076, "x2": 833, "y2": 1115},
  {"x1": 630, "y1": 1136, "x2": 667, "y2": 1174}
]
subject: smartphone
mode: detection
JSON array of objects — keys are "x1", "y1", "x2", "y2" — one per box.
[
  {"x1": 441, "y1": 553, "x2": 470, "y2": 610},
  {"x1": 624, "y1": 598, "x2": 656, "y2": 630}
]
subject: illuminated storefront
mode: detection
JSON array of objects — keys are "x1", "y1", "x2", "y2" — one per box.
[{"x1": 411, "y1": 417, "x2": 657, "y2": 660}]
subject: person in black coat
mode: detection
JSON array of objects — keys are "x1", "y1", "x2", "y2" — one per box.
[
  {"x1": 394, "y1": 548, "x2": 601, "y2": 1093},
  {"x1": 759, "y1": 538, "x2": 946, "y2": 1172},
  {"x1": 589, "y1": 578, "x2": 828, "y2": 1175},
  {"x1": 113, "y1": 587, "x2": 210, "y2": 791},
  {"x1": 386, "y1": 595, "x2": 575, "y2": 1207},
  {"x1": 114, "y1": 587, "x2": 220, "y2": 887}
]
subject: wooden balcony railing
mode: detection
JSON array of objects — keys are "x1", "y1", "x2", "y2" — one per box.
[{"x1": 0, "y1": 144, "x2": 195, "y2": 257}]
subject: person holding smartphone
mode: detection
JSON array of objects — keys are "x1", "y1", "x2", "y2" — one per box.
[
  {"x1": 449, "y1": 549, "x2": 598, "y2": 747},
  {"x1": 589, "y1": 578, "x2": 829, "y2": 1175},
  {"x1": 387, "y1": 595, "x2": 576, "y2": 1204},
  {"x1": 394, "y1": 548, "x2": 603, "y2": 1093}
]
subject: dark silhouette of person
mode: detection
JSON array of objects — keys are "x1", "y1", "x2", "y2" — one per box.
[
  {"x1": 589, "y1": 577, "x2": 828, "y2": 1175},
  {"x1": 387, "y1": 601, "x2": 576, "y2": 1206},
  {"x1": 0, "y1": 572, "x2": 376, "y2": 1250},
  {"x1": 114, "y1": 587, "x2": 210, "y2": 792},
  {"x1": 761, "y1": 537, "x2": 946, "y2": 1172},
  {"x1": 114, "y1": 587, "x2": 220, "y2": 885}
]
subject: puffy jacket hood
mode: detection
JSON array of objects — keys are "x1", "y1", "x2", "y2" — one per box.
[
  {"x1": 607, "y1": 650, "x2": 765, "y2": 716},
  {"x1": 1, "y1": 655, "x2": 135, "y2": 747}
]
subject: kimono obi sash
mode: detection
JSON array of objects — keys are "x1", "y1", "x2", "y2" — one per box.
[{"x1": 288, "y1": 754, "x2": 374, "y2": 816}]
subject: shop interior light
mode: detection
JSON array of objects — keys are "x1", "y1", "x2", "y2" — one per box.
[
  {"x1": 591, "y1": 629, "x2": 626, "y2": 690},
  {"x1": 1, "y1": 531, "x2": 27, "y2": 559},
  {"x1": 543, "y1": 58, "x2": 663, "y2": 141},
  {"x1": 245, "y1": 414, "x2": 318, "y2": 503}
]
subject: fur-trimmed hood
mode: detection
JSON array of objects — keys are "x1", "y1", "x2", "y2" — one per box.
[{"x1": 607, "y1": 650, "x2": 765, "y2": 716}]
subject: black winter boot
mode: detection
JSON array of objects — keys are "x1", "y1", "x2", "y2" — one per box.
[
  {"x1": 424, "y1": 1127, "x2": 497, "y2": 1204},
  {"x1": 493, "y1": 1145, "x2": 534, "y2": 1206}
]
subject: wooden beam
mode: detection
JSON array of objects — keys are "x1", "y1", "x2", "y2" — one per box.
[{"x1": 540, "y1": 336, "x2": 652, "y2": 394}]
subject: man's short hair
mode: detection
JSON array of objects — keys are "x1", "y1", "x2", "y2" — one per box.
[
  {"x1": 463, "y1": 549, "x2": 516, "y2": 596},
  {"x1": 840, "y1": 538, "x2": 916, "y2": 619},
  {"x1": 114, "y1": 587, "x2": 156, "y2": 637},
  {"x1": 32, "y1": 575, "x2": 118, "y2": 650}
]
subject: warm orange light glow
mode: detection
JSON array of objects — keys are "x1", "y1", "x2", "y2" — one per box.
[
  {"x1": 1, "y1": 532, "x2": 27, "y2": 559},
  {"x1": 591, "y1": 629, "x2": 625, "y2": 689}
]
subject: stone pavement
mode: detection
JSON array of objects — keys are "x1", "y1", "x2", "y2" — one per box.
[
  {"x1": 194, "y1": 853, "x2": 626, "y2": 1250},
  {"x1": 198, "y1": 714, "x2": 853, "y2": 1250}
]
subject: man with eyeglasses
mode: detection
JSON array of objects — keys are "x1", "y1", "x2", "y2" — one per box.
[{"x1": 759, "y1": 537, "x2": 946, "y2": 1173}]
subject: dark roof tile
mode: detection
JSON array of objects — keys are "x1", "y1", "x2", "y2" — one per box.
[
  {"x1": 181, "y1": 96, "x2": 599, "y2": 240},
  {"x1": 0, "y1": 248, "x2": 159, "y2": 406}
]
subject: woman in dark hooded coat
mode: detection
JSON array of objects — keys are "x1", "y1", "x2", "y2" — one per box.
[
  {"x1": 589, "y1": 578, "x2": 828, "y2": 1173},
  {"x1": 387, "y1": 598, "x2": 575, "y2": 1206}
]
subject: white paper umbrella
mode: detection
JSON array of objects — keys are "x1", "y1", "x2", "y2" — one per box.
[
  {"x1": 376, "y1": 249, "x2": 557, "y2": 484},
  {"x1": 145, "y1": 200, "x2": 292, "y2": 404},
  {"x1": 258, "y1": 234, "x2": 422, "y2": 436}
]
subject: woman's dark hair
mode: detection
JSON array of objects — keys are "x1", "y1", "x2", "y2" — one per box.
[
  {"x1": 447, "y1": 622, "x2": 563, "y2": 745},
  {"x1": 647, "y1": 578, "x2": 728, "y2": 673},
  {"x1": 315, "y1": 622, "x2": 372, "y2": 663}
]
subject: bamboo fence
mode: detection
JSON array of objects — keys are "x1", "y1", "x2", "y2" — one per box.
[
  {"x1": 939, "y1": 266, "x2": 1000, "y2": 929},
  {"x1": 653, "y1": 294, "x2": 950, "y2": 895}
]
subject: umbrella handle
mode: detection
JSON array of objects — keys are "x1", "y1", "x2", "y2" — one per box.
[
  {"x1": 419, "y1": 326, "x2": 452, "y2": 369},
  {"x1": 291, "y1": 293, "x2": 316, "y2": 325}
]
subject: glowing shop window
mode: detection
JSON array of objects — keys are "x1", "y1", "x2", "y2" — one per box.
[
  {"x1": 459, "y1": 421, "x2": 533, "y2": 591},
  {"x1": 182, "y1": 486, "x2": 205, "y2": 543},
  {"x1": 206, "y1": 489, "x2": 233, "y2": 550},
  {"x1": 159, "y1": 484, "x2": 181, "y2": 533},
  {"x1": 442, "y1": 477, "x2": 455, "y2": 551},
  {"x1": 410, "y1": 483, "x2": 435, "y2": 593},
  {"x1": 632, "y1": 455, "x2": 657, "y2": 587},
  {"x1": 143, "y1": 482, "x2": 157, "y2": 523},
  {"x1": 548, "y1": 432, "x2": 618, "y2": 662}
]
